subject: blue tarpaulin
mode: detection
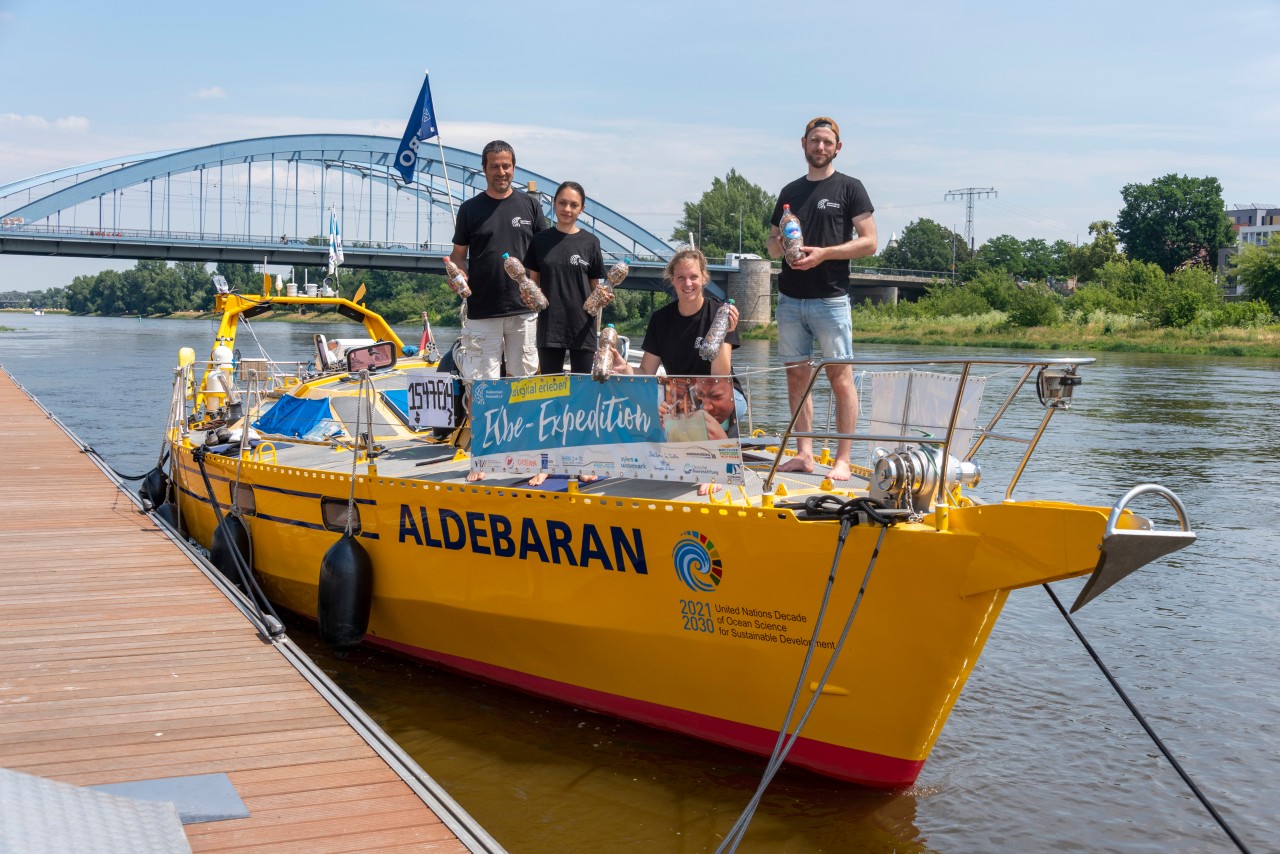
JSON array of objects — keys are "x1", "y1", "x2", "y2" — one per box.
[{"x1": 253, "y1": 395, "x2": 336, "y2": 439}]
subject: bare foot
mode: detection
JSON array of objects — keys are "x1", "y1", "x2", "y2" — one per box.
[
  {"x1": 777, "y1": 453, "x2": 815, "y2": 474},
  {"x1": 578, "y1": 473, "x2": 599, "y2": 484},
  {"x1": 466, "y1": 469, "x2": 486, "y2": 483},
  {"x1": 527, "y1": 472, "x2": 548, "y2": 486},
  {"x1": 697, "y1": 482, "x2": 722, "y2": 497},
  {"x1": 828, "y1": 459, "x2": 853, "y2": 482}
]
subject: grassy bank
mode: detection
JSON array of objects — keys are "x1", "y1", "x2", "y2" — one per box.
[{"x1": 742, "y1": 313, "x2": 1280, "y2": 358}]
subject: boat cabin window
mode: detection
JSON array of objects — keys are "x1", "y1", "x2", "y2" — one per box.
[
  {"x1": 346, "y1": 341, "x2": 397, "y2": 374},
  {"x1": 320, "y1": 497, "x2": 361, "y2": 534}
]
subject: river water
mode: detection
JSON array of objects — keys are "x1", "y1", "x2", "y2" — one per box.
[{"x1": 1, "y1": 314, "x2": 1275, "y2": 852}]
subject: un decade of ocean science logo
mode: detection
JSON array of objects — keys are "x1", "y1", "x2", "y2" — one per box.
[{"x1": 673, "y1": 530, "x2": 723, "y2": 593}]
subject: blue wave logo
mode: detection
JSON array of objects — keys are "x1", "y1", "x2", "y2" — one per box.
[{"x1": 673, "y1": 530, "x2": 723, "y2": 593}]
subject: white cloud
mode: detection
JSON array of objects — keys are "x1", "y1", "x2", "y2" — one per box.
[
  {"x1": 193, "y1": 86, "x2": 227, "y2": 100},
  {"x1": 2, "y1": 113, "x2": 86, "y2": 130},
  {"x1": 53, "y1": 116, "x2": 89, "y2": 131}
]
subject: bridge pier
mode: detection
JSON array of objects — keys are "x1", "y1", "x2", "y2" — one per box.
[
  {"x1": 850, "y1": 285, "x2": 899, "y2": 306},
  {"x1": 727, "y1": 258, "x2": 772, "y2": 330}
]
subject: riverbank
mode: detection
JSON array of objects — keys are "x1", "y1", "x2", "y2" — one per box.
[
  {"x1": 742, "y1": 319, "x2": 1280, "y2": 358},
  {"x1": 12, "y1": 310, "x2": 1280, "y2": 358}
]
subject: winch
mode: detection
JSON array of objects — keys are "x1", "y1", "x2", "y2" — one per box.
[{"x1": 870, "y1": 445, "x2": 981, "y2": 512}]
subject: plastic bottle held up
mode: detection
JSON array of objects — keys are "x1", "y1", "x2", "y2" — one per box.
[
  {"x1": 585, "y1": 257, "x2": 629, "y2": 315},
  {"x1": 592, "y1": 324, "x2": 619, "y2": 382},
  {"x1": 502, "y1": 253, "x2": 549, "y2": 311},
  {"x1": 780, "y1": 204, "x2": 806, "y2": 265},
  {"x1": 442, "y1": 257, "x2": 471, "y2": 298},
  {"x1": 697, "y1": 299, "x2": 734, "y2": 361}
]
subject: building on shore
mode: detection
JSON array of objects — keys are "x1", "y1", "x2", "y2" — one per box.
[{"x1": 1217, "y1": 204, "x2": 1280, "y2": 297}]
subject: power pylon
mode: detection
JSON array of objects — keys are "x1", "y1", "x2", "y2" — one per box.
[{"x1": 945, "y1": 187, "x2": 997, "y2": 252}]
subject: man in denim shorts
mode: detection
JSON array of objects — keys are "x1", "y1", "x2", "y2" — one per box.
[{"x1": 767, "y1": 117, "x2": 878, "y2": 481}]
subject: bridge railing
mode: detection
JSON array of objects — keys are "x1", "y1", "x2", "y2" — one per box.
[{"x1": 0, "y1": 222, "x2": 673, "y2": 267}]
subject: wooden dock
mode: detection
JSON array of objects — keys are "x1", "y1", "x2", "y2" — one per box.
[{"x1": 0, "y1": 369, "x2": 499, "y2": 852}]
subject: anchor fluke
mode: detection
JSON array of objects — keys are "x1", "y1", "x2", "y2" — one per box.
[{"x1": 1071, "y1": 484, "x2": 1196, "y2": 613}]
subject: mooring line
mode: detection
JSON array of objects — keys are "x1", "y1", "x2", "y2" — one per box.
[{"x1": 1044, "y1": 583, "x2": 1252, "y2": 854}]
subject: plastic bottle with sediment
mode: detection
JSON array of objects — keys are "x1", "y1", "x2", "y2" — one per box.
[
  {"x1": 584, "y1": 258, "x2": 630, "y2": 315},
  {"x1": 780, "y1": 204, "x2": 806, "y2": 265},
  {"x1": 442, "y1": 257, "x2": 471, "y2": 298},
  {"x1": 697, "y1": 299, "x2": 734, "y2": 361},
  {"x1": 502, "y1": 253, "x2": 549, "y2": 311},
  {"x1": 592, "y1": 324, "x2": 619, "y2": 382}
]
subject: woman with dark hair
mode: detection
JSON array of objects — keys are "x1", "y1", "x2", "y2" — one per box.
[{"x1": 525, "y1": 181, "x2": 608, "y2": 374}]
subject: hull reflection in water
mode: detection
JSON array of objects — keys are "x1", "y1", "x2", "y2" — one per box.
[{"x1": 159, "y1": 291, "x2": 1195, "y2": 787}]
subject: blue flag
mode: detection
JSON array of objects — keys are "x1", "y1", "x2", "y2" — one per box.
[{"x1": 394, "y1": 73, "x2": 440, "y2": 185}]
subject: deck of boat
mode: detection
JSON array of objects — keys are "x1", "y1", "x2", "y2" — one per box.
[{"x1": 0, "y1": 369, "x2": 497, "y2": 852}]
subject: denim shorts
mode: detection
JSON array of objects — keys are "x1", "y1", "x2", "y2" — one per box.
[{"x1": 776, "y1": 294, "x2": 854, "y2": 362}]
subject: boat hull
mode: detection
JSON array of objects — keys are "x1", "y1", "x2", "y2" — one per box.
[{"x1": 172, "y1": 446, "x2": 1109, "y2": 787}]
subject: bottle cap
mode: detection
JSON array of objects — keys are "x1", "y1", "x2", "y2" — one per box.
[
  {"x1": 607, "y1": 323, "x2": 615, "y2": 328},
  {"x1": 502, "y1": 253, "x2": 510, "y2": 259},
  {"x1": 728, "y1": 299, "x2": 735, "y2": 304},
  {"x1": 623, "y1": 258, "x2": 631, "y2": 264}
]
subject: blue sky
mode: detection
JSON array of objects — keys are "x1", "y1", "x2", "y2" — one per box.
[{"x1": 2, "y1": 0, "x2": 1278, "y2": 290}]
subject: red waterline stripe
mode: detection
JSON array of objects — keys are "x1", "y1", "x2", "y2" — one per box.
[{"x1": 367, "y1": 635, "x2": 924, "y2": 788}]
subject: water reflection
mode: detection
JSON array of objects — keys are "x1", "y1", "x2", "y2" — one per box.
[{"x1": 288, "y1": 617, "x2": 929, "y2": 853}]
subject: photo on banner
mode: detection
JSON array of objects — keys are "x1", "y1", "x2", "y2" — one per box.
[{"x1": 469, "y1": 374, "x2": 744, "y2": 484}]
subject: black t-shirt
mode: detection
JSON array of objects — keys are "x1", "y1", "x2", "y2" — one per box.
[
  {"x1": 525, "y1": 228, "x2": 605, "y2": 351},
  {"x1": 771, "y1": 172, "x2": 874, "y2": 300},
  {"x1": 452, "y1": 192, "x2": 547, "y2": 319},
  {"x1": 641, "y1": 297, "x2": 740, "y2": 377}
]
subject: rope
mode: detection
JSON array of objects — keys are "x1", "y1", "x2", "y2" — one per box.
[
  {"x1": 87, "y1": 454, "x2": 150, "y2": 481},
  {"x1": 1043, "y1": 583, "x2": 1252, "y2": 854},
  {"x1": 717, "y1": 496, "x2": 892, "y2": 853},
  {"x1": 191, "y1": 446, "x2": 286, "y2": 640},
  {"x1": 343, "y1": 371, "x2": 371, "y2": 537}
]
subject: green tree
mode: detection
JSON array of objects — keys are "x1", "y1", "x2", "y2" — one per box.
[
  {"x1": 1049, "y1": 239, "x2": 1076, "y2": 280},
  {"x1": 672, "y1": 170, "x2": 776, "y2": 260},
  {"x1": 881, "y1": 219, "x2": 969, "y2": 272},
  {"x1": 96, "y1": 270, "x2": 129, "y2": 315},
  {"x1": 64, "y1": 274, "x2": 98, "y2": 314},
  {"x1": 967, "y1": 270, "x2": 1019, "y2": 311},
  {"x1": 1115, "y1": 174, "x2": 1235, "y2": 274},
  {"x1": 1006, "y1": 283, "x2": 1062, "y2": 327},
  {"x1": 976, "y1": 234, "x2": 1025, "y2": 276},
  {"x1": 174, "y1": 261, "x2": 213, "y2": 310},
  {"x1": 1094, "y1": 258, "x2": 1166, "y2": 310},
  {"x1": 1022, "y1": 238, "x2": 1062, "y2": 280},
  {"x1": 1070, "y1": 221, "x2": 1124, "y2": 282},
  {"x1": 1231, "y1": 234, "x2": 1280, "y2": 313},
  {"x1": 1153, "y1": 267, "x2": 1222, "y2": 328}
]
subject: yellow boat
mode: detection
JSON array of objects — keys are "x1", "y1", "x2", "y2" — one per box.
[{"x1": 149, "y1": 288, "x2": 1195, "y2": 789}]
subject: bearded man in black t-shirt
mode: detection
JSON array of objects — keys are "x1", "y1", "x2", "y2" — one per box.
[
  {"x1": 767, "y1": 117, "x2": 878, "y2": 481},
  {"x1": 449, "y1": 140, "x2": 547, "y2": 381}
]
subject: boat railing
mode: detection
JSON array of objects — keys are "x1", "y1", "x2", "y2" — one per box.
[{"x1": 764, "y1": 355, "x2": 1096, "y2": 507}]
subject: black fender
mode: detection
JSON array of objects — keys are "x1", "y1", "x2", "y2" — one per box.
[
  {"x1": 317, "y1": 534, "x2": 373, "y2": 652},
  {"x1": 210, "y1": 514, "x2": 251, "y2": 591}
]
